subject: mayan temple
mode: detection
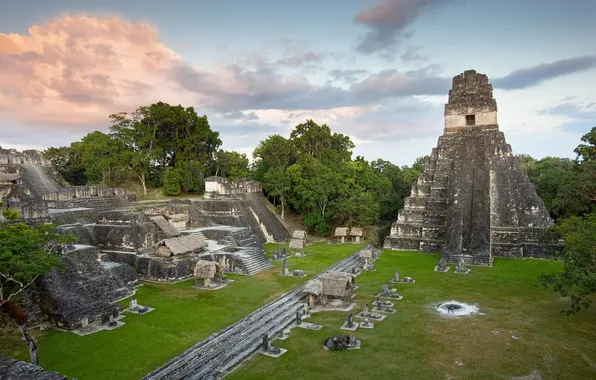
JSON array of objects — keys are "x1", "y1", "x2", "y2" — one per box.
[{"x1": 383, "y1": 70, "x2": 559, "y2": 266}]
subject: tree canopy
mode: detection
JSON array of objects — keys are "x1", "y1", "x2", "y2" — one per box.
[
  {"x1": 253, "y1": 119, "x2": 425, "y2": 234},
  {"x1": 534, "y1": 126, "x2": 596, "y2": 314}
]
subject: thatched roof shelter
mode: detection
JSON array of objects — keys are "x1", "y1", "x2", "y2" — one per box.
[
  {"x1": 359, "y1": 248, "x2": 373, "y2": 258},
  {"x1": 292, "y1": 230, "x2": 307, "y2": 239},
  {"x1": 334, "y1": 227, "x2": 349, "y2": 237},
  {"x1": 154, "y1": 234, "x2": 206, "y2": 257},
  {"x1": 193, "y1": 260, "x2": 221, "y2": 279},
  {"x1": 303, "y1": 271, "x2": 355, "y2": 297},
  {"x1": 289, "y1": 239, "x2": 305, "y2": 249},
  {"x1": 150, "y1": 215, "x2": 180, "y2": 238},
  {"x1": 349, "y1": 227, "x2": 363, "y2": 237}
]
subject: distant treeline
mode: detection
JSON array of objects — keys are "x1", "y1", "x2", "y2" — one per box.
[{"x1": 43, "y1": 102, "x2": 427, "y2": 234}]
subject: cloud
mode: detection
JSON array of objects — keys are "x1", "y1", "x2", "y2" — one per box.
[
  {"x1": 349, "y1": 66, "x2": 450, "y2": 101},
  {"x1": 354, "y1": 0, "x2": 446, "y2": 54},
  {"x1": 276, "y1": 51, "x2": 324, "y2": 67},
  {"x1": 221, "y1": 110, "x2": 260, "y2": 121},
  {"x1": 539, "y1": 102, "x2": 596, "y2": 119},
  {"x1": 0, "y1": 15, "x2": 189, "y2": 129},
  {"x1": 328, "y1": 69, "x2": 370, "y2": 84},
  {"x1": 537, "y1": 101, "x2": 596, "y2": 133},
  {"x1": 492, "y1": 56, "x2": 596, "y2": 90},
  {"x1": 400, "y1": 45, "x2": 428, "y2": 62}
]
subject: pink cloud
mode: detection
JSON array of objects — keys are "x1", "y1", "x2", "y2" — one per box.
[{"x1": 0, "y1": 15, "x2": 192, "y2": 128}]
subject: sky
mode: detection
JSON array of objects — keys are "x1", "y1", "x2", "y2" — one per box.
[{"x1": 0, "y1": 0, "x2": 595, "y2": 165}]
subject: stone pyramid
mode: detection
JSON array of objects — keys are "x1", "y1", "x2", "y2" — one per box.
[{"x1": 383, "y1": 70, "x2": 560, "y2": 266}]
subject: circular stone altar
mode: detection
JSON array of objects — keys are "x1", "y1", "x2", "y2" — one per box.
[{"x1": 436, "y1": 301, "x2": 480, "y2": 316}]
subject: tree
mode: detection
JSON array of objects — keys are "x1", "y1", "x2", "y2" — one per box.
[
  {"x1": 211, "y1": 150, "x2": 250, "y2": 180},
  {"x1": 537, "y1": 126, "x2": 596, "y2": 314},
  {"x1": 80, "y1": 131, "x2": 123, "y2": 185},
  {"x1": 253, "y1": 135, "x2": 296, "y2": 219},
  {"x1": 0, "y1": 212, "x2": 74, "y2": 364},
  {"x1": 574, "y1": 126, "x2": 596, "y2": 163},
  {"x1": 290, "y1": 119, "x2": 354, "y2": 161},
  {"x1": 109, "y1": 112, "x2": 152, "y2": 195},
  {"x1": 43, "y1": 143, "x2": 86, "y2": 186},
  {"x1": 538, "y1": 212, "x2": 596, "y2": 314}
]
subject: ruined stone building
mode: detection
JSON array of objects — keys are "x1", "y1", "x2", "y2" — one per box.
[
  {"x1": 1, "y1": 147, "x2": 291, "y2": 331},
  {"x1": 384, "y1": 70, "x2": 560, "y2": 266}
]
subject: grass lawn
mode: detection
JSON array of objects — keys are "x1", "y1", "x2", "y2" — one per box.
[
  {"x1": 228, "y1": 251, "x2": 596, "y2": 380},
  {"x1": 0, "y1": 242, "x2": 362, "y2": 380}
]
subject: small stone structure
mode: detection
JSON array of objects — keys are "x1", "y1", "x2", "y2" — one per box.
[
  {"x1": 359, "y1": 247, "x2": 373, "y2": 269},
  {"x1": 204, "y1": 176, "x2": 262, "y2": 199},
  {"x1": 303, "y1": 271, "x2": 355, "y2": 309},
  {"x1": 455, "y1": 256, "x2": 471, "y2": 274},
  {"x1": 322, "y1": 335, "x2": 361, "y2": 351},
  {"x1": 384, "y1": 70, "x2": 562, "y2": 265},
  {"x1": 154, "y1": 235, "x2": 207, "y2": 257},
  {"x1": 193, "y1": 260, "x2": 225, "y2": 288},
  {"x1": 289, "y1": 230, "x2": 307, "y2": 255},
  {"x1": 334, "y1": 227, "x2": 349, "y2": 243},
  {"x1": 349, "y1": 227, "x2": 363, "y2": 243},
  {"x1": 435, "y1": 256, "x2": 451, "y2": 272}
]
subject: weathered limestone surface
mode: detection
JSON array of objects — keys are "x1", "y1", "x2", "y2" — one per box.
[
  {"x1": 38, "y1": 245, "x2": 137, "y2": 329},
  {"x1": 384, "y1": 70, "x2": 560, "y2": 265},
  {"x1": 0, "y1": 354, "x2": 68, "y2": 380}
]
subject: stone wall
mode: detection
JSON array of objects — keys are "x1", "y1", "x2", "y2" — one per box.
[
  {"x1": 103, "y1": 251, "x2": 200, "y2": 281},
  {"x1": 0, "y1": 355, "x2": 68, "y2": 380},
  {"x1": 204, "y1": 176, "x2": 262, "y2": 198},
  {"x1": 0, "y1": 146, "x2": 52, "y2": 166}
]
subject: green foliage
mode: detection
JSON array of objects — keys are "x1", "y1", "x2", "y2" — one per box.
[
  {"x1": 538, "y1": 212, "x2": 596, "y2": 314},
  {"x1": 211, "y1": 150, "x2": 250, "y2": 180},
  {"x1": 43, "y1": 143, "x2": 87, "y2": 186},
  {"x1": 0, "y1": 223, "x2": 73, "y2": 304},
  {"x1": 163, "y1": 168, "x2": 182, "y2": 196},
  {"x1": 574, "y1": 126, "x2": 596, "y2": 162},
  {"x1": 46, "y1": 102, "x2": 222, "y2": 195},
  {"x1": 179, "y1": 161, "x2": 204, "y2": 193},
  {"x1": 303, "y1": 211, "x2": 332, "y2": 235},
  {"x1": 253, "y1": 121, "x2": 424, "y2": 234},
  {"x1": 1, "y1": 208, "x2": 19, "y2": 221}
]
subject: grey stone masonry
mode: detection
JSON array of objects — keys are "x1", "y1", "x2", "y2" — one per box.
[
  {"x1": 0, "y1": 354, "x2": 68, "y2": 379},
  {"x1": 384, "y1": 70, "x2": 561, "y2": 265}
]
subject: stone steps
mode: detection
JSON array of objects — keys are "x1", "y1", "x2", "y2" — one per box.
[
  {"x1": 142, "y1": 246, "x2": 369, "y2": 380},
  {"x1": 242, "y1": 193, "x2": 291, "y2": 243},
  {"x1": 19, "y1": 164, "x2": 61, "y2": 198}
]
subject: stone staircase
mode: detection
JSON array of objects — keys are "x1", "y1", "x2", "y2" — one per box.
[
  {"x1": 19, "y1": 164, "x2": 61, "y2": 198},
  {"x1": 217, "y1": 246, "x2": 274, "y2": 275},
  {"x1": 445, "y1": 253, "x2": 493, "y2": 267},
  {"x1": 384, "y1": 148, "x2": 449, "y2": 252},
  {"x1": 242, "y1": 193, "x2": 291, "y2": 243}
]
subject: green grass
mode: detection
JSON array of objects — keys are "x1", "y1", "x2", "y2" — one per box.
[
  {"x1": 0, "y1": 242, "x2": 362, "y2": 380},
  {"x1": 228, "y1": 251, "x2": 596, "y2": 380}
]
